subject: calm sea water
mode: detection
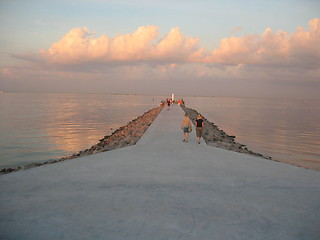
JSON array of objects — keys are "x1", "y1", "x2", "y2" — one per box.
[
  {"x1": 1, "y1": 93, "x2": 319, "y2": 170},
  {"x1": 184, "y1": 96, "x2": 320, "y2": 170},
  {"x1": 0, "y1": 93, "x2": 162, "y2": 169}
]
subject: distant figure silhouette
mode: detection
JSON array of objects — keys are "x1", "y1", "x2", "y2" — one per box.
[{"x1": 167, "y1": 99, "x2": 171, "y2": 110}]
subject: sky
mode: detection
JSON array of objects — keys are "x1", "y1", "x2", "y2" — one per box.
[{"x1": 0, "y1": 0, "x2": 320, "y2": 98}]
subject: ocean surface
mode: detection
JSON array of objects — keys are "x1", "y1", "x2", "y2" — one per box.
[
  {"x1": 1, "y1": 93, "x2": 319, "y2": 170},
  {"x1": 185, "y1": 96, "x2": 320, "y2": 170},
  {"x1": 0, "y1": 93, "x2": 162, "y2": 169}
]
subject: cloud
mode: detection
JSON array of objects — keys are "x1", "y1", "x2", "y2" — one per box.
[
  {"x1": 40, "y1": 25, "x2": 200, "y2": 64},
  {"x1": 2, "y1": 19, "x2": 319, "y2": 98},
  {"x1": 153, "y1": 27, "x2": 200, "y2": 62},
  {"x1": 40, "y1": 26, "x2": 155, "y2": 63},
  {"x1": 1, "y1": 68, "x2": 13, "y2": 78},
  {"x1": 231, "y1": 26, "x2": 243, "y2": 35},
  {"x1": 205, "y1": 18, "x2": 320, "y2": 69},
  {"x1": 40, "y1": 18, "x2": 320, "y2": 72}
]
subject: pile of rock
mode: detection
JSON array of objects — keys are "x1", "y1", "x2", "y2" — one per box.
[
  {"x1": 1, "y1": 105, "x2": 164, "y2": 175},
  {"x1": 181, "y1": 105, "x2": 271, "y2": 160},
  {"x1": 64, "y1": 105, "x2": 163, "y2": 158}
]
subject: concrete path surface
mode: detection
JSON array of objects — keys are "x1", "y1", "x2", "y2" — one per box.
[{"x1": 1, "y1": 105, "x2": 320, "y2": 240}]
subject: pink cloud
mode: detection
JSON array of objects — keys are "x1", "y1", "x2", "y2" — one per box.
[
  {"x1": 2, "y1": 68, "x2": 12, "y2": 77},
  {"x1": 40, "y1": 18, "x2": 320, "y2": 71},
  {"x1": 205, "y1": 18, "x2": 320, "y2": 68},
  {"x1": 40, "y1": 26, "x2": 159, "y2": 63},
  {"x1": 2, "y1": 20, "x2": 319, "y2": 98},
  {"x1": 41, "y1": 25, "x2": 200, "y2": 64},
  {"x1": 153, "y1": 27, "x2": 200, "y2": 61}
]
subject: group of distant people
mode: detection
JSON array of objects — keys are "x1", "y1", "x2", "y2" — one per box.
[
  {"x1": 177, "y1": 99, "x2": 185, "y2": 105},
  {"x1": 160, "y1": 98, "x2": 185, "y2": 109}
]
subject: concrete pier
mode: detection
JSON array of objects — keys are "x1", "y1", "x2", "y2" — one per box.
[{"x1": 1, "y1": 104, "x2": 320, "y2": 240}]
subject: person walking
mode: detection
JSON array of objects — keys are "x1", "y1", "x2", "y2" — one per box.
[
  {"x1": 195, "y1": 115, "x2": 204, "y2": 144},
  {"x1": 181, "y1": 113, "x2": 192, "y2": 143},
  {"x1": 167, "y1": 99, "x2": 171, "y2": 110}
]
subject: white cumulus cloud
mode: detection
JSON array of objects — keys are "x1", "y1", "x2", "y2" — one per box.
[{"x1": 40, "y1": 18, "x2": 320, "y2": 72}]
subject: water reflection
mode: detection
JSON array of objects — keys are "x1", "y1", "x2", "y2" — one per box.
[
  {"x1": 185, "y1": 97, "x2": 320, "y2": 170},
  {"x1": 1, "y1": 93, "x2": 319, "y2": 170},
  {"x1": 0, "y1": 93, "x2": 162, "y2": 168}
]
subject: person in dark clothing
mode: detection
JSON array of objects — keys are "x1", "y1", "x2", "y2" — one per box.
[
  {"x1": 195, "y1": 115, "x2": 204, "y2": 144},
  {"x1": 167, "y1": 99, "x2": 171, "y2": 110}
]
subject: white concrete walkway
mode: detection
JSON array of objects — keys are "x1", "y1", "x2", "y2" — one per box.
[{"x1": 1, "y1": 105, "x2": 320, "y2": 240}]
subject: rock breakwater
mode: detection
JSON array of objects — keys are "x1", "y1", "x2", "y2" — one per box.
[
  {"x1": 181, "y1": 105, "x2": 272, "y2": 160},
  {"x1": 1, "y1": 105, "x2": 164, "y2": 174}
]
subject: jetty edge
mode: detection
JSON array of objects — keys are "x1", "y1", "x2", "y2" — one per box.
[
  {"x1": 2, "y1": 102, "x2": 316, "y2": 174},
  {"x1": 182, "y1": 106, "x2": 320, "y2": 171},
  {"x1": 0, "y1": 105, "x2": 164, "y2": 174},
  {"x1": 1, "y1": 103, "x2": 270, "y2": 175},
  {"x1": 181, "y1": 105, "x2": 271, "y2": 160}
]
